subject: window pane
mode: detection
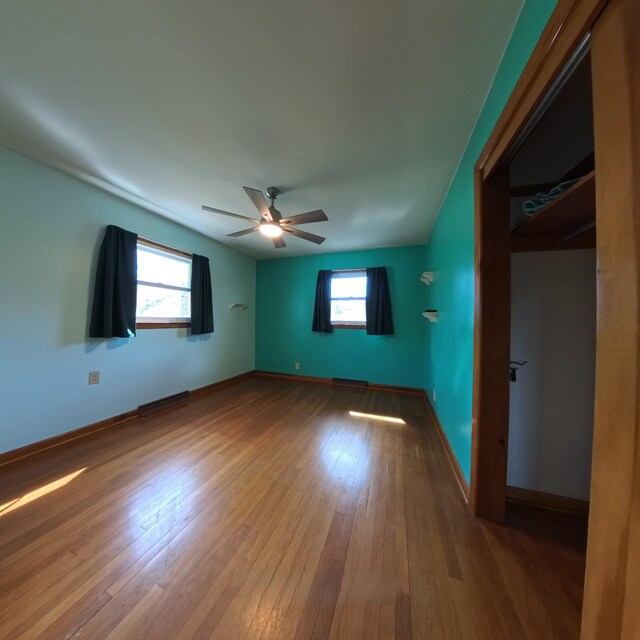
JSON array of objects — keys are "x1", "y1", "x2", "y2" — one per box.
[
  {"x1": 331, "y1": 299, "x2": 366, "y2": 323},
  {"x1": 331, "y1": 275, "x2": 367, "y2": 299},
  {"x1": 137, "y1": 246, "x2": 190, "y2": 288},
  {"x1": 136, "y1": 285, "x2": 191, "y2": 319}
]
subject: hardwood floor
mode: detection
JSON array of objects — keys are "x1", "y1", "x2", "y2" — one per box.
[{"x1": 0, "y1": 378, "x2": 587, "y2": 639}]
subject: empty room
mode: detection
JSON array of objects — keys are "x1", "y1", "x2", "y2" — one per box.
[{"x1": 0, "y1": 0, "x2": 637, "y2": 638}]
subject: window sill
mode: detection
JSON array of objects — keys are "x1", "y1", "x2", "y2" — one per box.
[
  {"x1": 137, "y1": 322, "x2": 191, "y2": 330},
  {"x1": 331, "y1": 323, "x2": 366, "y2": 330}
]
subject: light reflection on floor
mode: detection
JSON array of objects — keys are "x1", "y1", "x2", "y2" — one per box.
[
  {"x1": 128, "y1": 466, "x2": 198, "y2": 532},
  {"x1": 320, "y1": 425, "x2": 370, "y2": 487}
]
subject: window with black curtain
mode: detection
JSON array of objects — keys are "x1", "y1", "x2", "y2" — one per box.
[
  {"x1": 89, "y1": 225, "x2": 138, "y2": 338},
  {"x1": 311, "y1": 270, "x2": 332, "y2": 332},
  {"x1": 312, "y1": 267, "x2": 394, "y2": 335},
  {"x1": 190, "y1": 254, "x2": 214, "y2": 335},
  {"x1": 330, "y1": 270, "x2": 367, "y2": 328},
  {"x1": 366, "y1": 267, "x2": 394, "y2": 335},
  {"x1": 90, "y1": 226, "x2": 214, "y2": 336}
]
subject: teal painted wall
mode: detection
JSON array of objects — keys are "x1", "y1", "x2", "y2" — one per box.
[
  {"x1": 424, "y1": 0, "x2": 558, "y2": 481},
  {"x1": 0, "y1": 146, "x2": 255, "y2": 454},
  {"x1": 256, "y1": 246, "x2": 426, "y2": 388}
]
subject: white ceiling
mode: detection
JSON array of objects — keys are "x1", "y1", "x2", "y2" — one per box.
[{"x1": 0, "y1": 0, "x2": 523, "y2": 259}]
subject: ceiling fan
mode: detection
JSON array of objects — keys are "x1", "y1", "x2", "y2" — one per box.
[{"x1": 202, "y1": 187, "x2": 328, "y2": 249}]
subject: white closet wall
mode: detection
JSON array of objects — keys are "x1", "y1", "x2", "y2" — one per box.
[{"x1": 508, "y1": 249, "x2": 596, "y2": 500}]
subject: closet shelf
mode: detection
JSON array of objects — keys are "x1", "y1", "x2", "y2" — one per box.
[{"x1": 511, "y1": 170, "x2": 595, "y2": 251}]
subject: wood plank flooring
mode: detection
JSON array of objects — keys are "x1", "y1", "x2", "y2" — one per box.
[{"x1": 0, "y1": 378, "x2": 587, "y2": 639}]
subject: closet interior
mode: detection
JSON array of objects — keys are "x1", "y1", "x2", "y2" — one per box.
[{"x1": 505, "y1": 46, "x2": 596, "y2": 518}]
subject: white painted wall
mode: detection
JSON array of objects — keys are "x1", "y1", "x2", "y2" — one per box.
[
  {"x1": 508, "y1": 249, "x2": 596, "y2": 500},
  {"x1": 0, "y1": 146, "x2": 255, "y2": 454}
]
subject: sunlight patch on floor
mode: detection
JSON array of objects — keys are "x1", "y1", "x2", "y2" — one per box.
[
  {"x1": 348, "y1": 410, "x2": 405, "y2": 424},
  {"x1": 0, "y1": 467, "x2": 87, "y2": 517}
]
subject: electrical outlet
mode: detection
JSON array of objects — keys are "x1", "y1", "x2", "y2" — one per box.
[
  {"x1": 295, "y1": 362, "x2": 300, "y2": 370},
  {"x1": 88, "y1": 371, "x2": 100, "y2": 385}
]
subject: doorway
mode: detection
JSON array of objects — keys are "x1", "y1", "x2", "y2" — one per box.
[
  {"x1": 506, "y1": 52, "x2": 596, "y2": 514},
  {"x1": 470, "y1": 0, "x2": 640, "y2": 636}
]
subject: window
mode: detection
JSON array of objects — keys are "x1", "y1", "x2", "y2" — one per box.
[
  {"x1": 330, "y1": 270, "x2": 367, "y2": 328},
  {"x1": 136, "y1": 239, "x2": 192, "y2": 328}
]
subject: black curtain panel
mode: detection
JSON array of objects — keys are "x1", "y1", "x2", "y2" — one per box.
[
  {"x1": 366, "y1": 267, "x2": 394, "y2": 335},
  {"x1": 191, "y1": 254, "x2": 214, "y2": 335},
  {"x1": 312, "y1": 269, "x2": 333, "y2": 333},
  {"x1": 89, "y1": 225, "x2": 138, "y2": 338}
]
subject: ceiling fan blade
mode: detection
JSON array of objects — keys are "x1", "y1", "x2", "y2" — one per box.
[
  {"x1": 280, "y1": 209, "x2": 328, "y2": 226},
  {"x1": 202, "y1": 205, "x2": 259, "y2": 223},
  {"x1": 273, "y1": 235, "x2": 286, "y2": 249},
  {"x1": 243, "y1": 187, "x2": 272, "y2": 221},
  {"x1": 282, "y1": 227, "x2": 325, "y2": 245},
  {"x1": 227, "y1": 227, "x2": 259, "y2": 238}
]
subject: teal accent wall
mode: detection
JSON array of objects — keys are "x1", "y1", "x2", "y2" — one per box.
[
  {"x1": 424, "y1": 0, "x2": 558, "y2": 481},
  {"x1": 0, "y1": 146, "x2": 255, "y2": 454},
  {"x1": 256, "y1": 246, "x2": 425, "y2": 388}
]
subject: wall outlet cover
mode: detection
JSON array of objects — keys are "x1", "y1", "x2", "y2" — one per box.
[
  {"x1": 295, "y1": 362, "x2": 300, "y2": 370},
  {"x1": 89, "y1": 371, "x2": 100, "y2": 385}
]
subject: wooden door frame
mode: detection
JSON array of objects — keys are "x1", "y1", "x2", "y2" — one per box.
[
  {"x1": 471, "y1": 0, "x2": 640, "y2": 636},
  {"x1": 581, "y1": 2, "x2": 640, "y2": 636},
  {"x1": 471, "y1": 0, "x2": 608, "y2": 522}
]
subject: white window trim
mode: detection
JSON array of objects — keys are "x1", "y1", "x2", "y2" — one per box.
[
  {"x1": 135, "y1": 239, "x2": 193, "y2": 326},
  {"x1": 330, "y1": 269, "x2": 367, "y2": 327}
]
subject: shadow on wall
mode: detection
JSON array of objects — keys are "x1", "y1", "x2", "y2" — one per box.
[
  {"x1": 187, "y1": 333, "x2": 211, "y2": 343},
  {"x1": 57, "y1": 225, "x2": 104, "y2": 348}
]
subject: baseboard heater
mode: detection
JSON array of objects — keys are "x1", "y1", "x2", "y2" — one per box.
[
  {"x1": 138, "y1": 390, "x2": 190, "y2": 416},
  {"x1": 332, "y1": 378, "x2": 369, "y2": 389}
]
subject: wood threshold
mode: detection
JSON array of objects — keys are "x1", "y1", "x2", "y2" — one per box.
[{"x1": 506, "y1": 485, "x2": 589, "y2": 514}]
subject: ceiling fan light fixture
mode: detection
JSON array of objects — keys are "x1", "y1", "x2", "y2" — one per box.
[
  {"x1": 259, "y1": 222, "x2": 283, "y2": 238},
  {"x1": 203, "y1": 185, "x2": 327, "y2": 248}
]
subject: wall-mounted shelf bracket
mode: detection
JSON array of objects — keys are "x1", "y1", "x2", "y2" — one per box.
[
  {"x1": 422, "y1": 310, "x2": 438, "y2": 322},
  {"x1": 420, "y1": 271, "x2": 435, "y2": 285}
]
